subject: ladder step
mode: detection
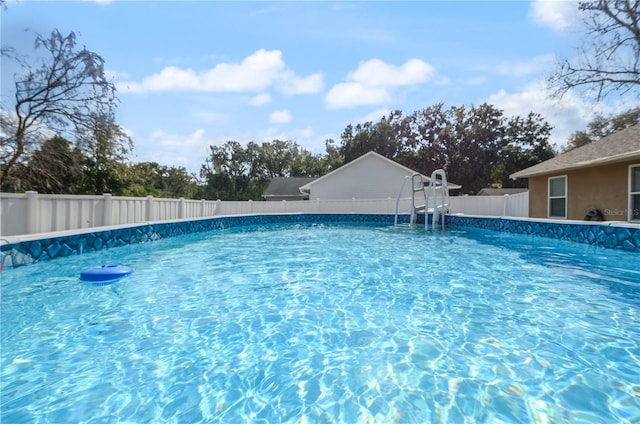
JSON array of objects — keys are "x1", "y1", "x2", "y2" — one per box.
[{"x1": 414, "y1": 205, "x2": 425, "y2": 211}]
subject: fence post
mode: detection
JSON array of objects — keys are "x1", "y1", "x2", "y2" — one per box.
[
  {"x1": 179, "y1": 197, "x2": 185, "y2": 219},
  {"x1": 146, "y1": 196, "x2": 155, "y2": 221},
  {"x1": 200, "y1": 199, "x2": 205, "y2": 217},
  {"x1": 25, "y1": 191, "x2": 39, "y2": 234},
  {"x1": 503, "y1": 194, "x2": 509, "y2": 216},
  {"x1": 102, "y1": 193, "x2": 113, "y2": 226}
]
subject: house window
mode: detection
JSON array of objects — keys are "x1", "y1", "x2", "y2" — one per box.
[
  {"x1": 548, "y1": 175, "x2": 567, "y2": 218},
  {"x1": 631, "y1": 165, "x2": 640, "y2": 221}
]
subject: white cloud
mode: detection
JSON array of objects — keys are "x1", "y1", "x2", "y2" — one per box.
[
  {"x1": 150, "y1": 128, "x2": 208, "y2": 148},
  {"x1": 269, "y1": 109, "x2": 293, "y2": 124},
  {"x1": 325, "y1": 58, "x2": 435, "y2": 109},
  {"x1": 117, "y1": 49, "x2": 322, "y2": 96},
  {"x1": 358, "y1": 108, "x2": 390, "y2": 125},
  {"x1": 249, "y1": 93, "x2": 272, "y2": 106},
  {"x1": 258, "y1": 125, "x2": 329, "y2": 153},
  {"x1": 118, "y1": 49, "x2": 284, "y2": 93},
  {"x1": 529, "y1": 0, "x2": 581, "y2": 31},
  {"x1": 472, "y1": 54, "x2": 556, "y2": 79},
  {"x1": 135, "y1": 128, "x2": 213, "y2": 172},
  {"x1": 486, "y1": 80, "x2": 612, "y2": 149},
  {"x1": 278, "y1": 72, "x2": 324, "y2": 94},
  {"x1": 492, "y1": 54, "x2": 556, "y2": 77},
  {"x1": 348, "y1": 58, "x2": 434, "y2": 87},
  {"x1": 326, "y1": 82, "x2": 390, "y2": 109}
]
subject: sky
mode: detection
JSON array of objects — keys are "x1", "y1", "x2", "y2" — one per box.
[{"x1": 1, "y1": 0, "x2": 637, "y2": 174}]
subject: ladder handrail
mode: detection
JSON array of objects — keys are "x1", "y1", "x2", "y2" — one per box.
[
  {"x1": 394, "y1": 173, "x2": 426, "y2": 226},
  {"x1": 425, "y1": 169, "x2": 449, "y2": 230},
  {"x1": 410, "y1": 173, "x2": 426, "y2": 225},
  {"x1": 394, "y1": 175, "x2": 411, "y2": 226}
]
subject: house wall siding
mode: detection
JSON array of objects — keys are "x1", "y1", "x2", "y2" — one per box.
[
  {"x1": 308, "y1": 155, "x2": 412, "y2": 200},
  {"x1": 528, "y1": 160, "x2": 636, "y2": 220}
]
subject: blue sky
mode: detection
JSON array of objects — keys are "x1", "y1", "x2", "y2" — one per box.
[{"x1": 2, "y1": 1, "x2": 637, "y2": 174}]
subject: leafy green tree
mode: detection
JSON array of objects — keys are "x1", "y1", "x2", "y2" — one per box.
[
  {"x1": 124, "y1": 162, "x2": 198, "y2": 198},
  {"x1": 196, "y1": 103, "x2": 555, "y2": 199},
  {"x1": 339, "y1": 116, "x2": 401, "y2": 163},
  {"x1": 161, "y1": 166, "x2": 199, "y2": 198},
  {"x1": 1, "y1": 30, "x2": 119, "y2": 190},
  {"x1": 494, "y1": 113, "x2": 554, "y2": 188},
  {"x1": 254, "y1": 140, "x2": 295, "y2": 179},
  {"x1": 200, "y1": 141, "x2": 262, "y2": 200},
  {"x1": 446, "y1": 104, "x2": 507, "y2": 194},
  {"x1": 199, "y1": 139, "x2": 333, "y2": 200},
  {"x1": 251, "y1": 139, "x2": 330, "y2": 179},
  {"x1": 397, "y1": 104, "x2": 449, "y2": 173},
  {"x1": 322, "y1": 138, "x2": 345, "y2": 172},
  {"x1": 336, "y1": 102, "x2": 554, "y2": 194},
  {"x1": 14, "y1": 136, "x2": 84, "y2": 193},
  {"x1": 562, "y1": 130, "x2": 593, "y2": 153},
  {"x1": 562, "y1": 107, "x2": 640, "y2": 152},
  {"x1": 76, "y1": 111, "x2": 132, "y2": 194}
]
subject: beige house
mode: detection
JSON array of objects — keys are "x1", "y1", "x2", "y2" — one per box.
[{"x1": 510, "y1": 125, "x2": 640, "y2": 222}]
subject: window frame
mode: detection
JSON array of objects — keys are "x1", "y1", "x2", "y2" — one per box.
[
  {"x1": 548, "y1": 175, "x2": 567, "y2": 219},
  {"x1": 629, "y1": 164, "x2": 640, "y2": 222}
]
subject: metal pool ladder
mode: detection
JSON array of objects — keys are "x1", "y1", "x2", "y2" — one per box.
[
  {"x1": 394, "y1": 169, "x2": 449, "y2": 230},
  {"x1": 425, "y1": 169, "x2": 449, "y2": 230}
]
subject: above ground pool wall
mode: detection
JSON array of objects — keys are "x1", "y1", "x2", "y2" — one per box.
[
  {"x1": 447, "y1": 215, "x2": 640, "y2": 253},
  {"x1": 0, "y1": 213, "x2": 406, "y2": 269},
  {"x1": 1, "y1": 213, "x2": 638, "y2": 269}
]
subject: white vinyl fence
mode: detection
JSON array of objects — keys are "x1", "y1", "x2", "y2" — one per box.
[
  {"x1": 0, "y1": 191, "x2": 529, "y2": 238},
  {"x1": 449, "y1": 191, "x2": 529, "y2": 217}
]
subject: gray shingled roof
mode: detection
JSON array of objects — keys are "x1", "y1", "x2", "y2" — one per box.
[
  {"x1": 510, "y1": 124, "x2": 640, "y2": 179},
  {"x1": 262, "y1": 177, "x2": 318, "y2": 199},
  {"x1": 476, "y1": 188, "x2": 528, "y2": 196}
]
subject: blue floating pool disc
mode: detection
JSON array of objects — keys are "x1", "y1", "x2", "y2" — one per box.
[{"x1": 80, "y1": 264, "x2": 133, "y2": 285}]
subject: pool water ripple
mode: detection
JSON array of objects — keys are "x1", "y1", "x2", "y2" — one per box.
[{"x1": 1, "y1": 224, "x2": 639, "y2": 423}]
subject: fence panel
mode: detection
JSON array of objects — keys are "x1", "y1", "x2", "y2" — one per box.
[
  {"x1": 1, "y1": 191, "x2": 529, "y2": 237},
  {"x1": 0, "y1": 194, "x2": 27, "y2": 237},
  {"x1": 449, "y1": 193, "x2": 528, "y2": 217},
  {"x1": 505, "y1": 192, "x2": 529, "y2": 217}
]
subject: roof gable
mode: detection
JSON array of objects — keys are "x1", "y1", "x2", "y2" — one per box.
[
  {"x1": 299, "y1": 151, "x2": 426, "y2": 191},
  {"x1": 510, "y1": 124, "x2": 640, "y2": 179},
  {"x1": 476, "y1": 188, "x2": 528, "y2": 196}
]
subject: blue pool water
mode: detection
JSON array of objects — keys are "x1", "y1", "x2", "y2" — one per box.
[{"x1": 1, "y1": 223, "x2": 639, "y2": 423}]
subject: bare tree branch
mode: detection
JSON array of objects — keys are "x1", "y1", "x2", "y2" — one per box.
[
  {"x1": 549, "y1": 0, "x2": 640, "y2": 100},
  {"x1": 1, "y1": 29, "x2": 118, "y2": 188}
]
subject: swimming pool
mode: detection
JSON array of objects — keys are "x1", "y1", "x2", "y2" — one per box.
[{"x1": 1, "y1": 222, "x2": 639, "y2": 423}]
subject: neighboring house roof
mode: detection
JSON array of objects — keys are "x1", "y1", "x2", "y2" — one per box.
[
  {"x1": 299, "y1": 151, "x2": 462, "y2": 192},
  {"x1": 510, "y1": 124, "x2": 640, "y2": 179},
  {"x1": 261, "y1": 177, "x2": 318, "y2": 199},
  {"x1": 476, "y1": 188, "x2": 528, "y2": 196}
]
